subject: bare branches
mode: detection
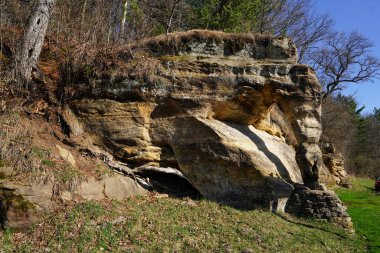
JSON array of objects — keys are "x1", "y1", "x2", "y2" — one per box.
[
  {"x1": 251, "y1": 0, "x2": 333, "y2": 62},
  {"x1": 290, "y1": 13, "x2": 333, "y2": 62},
  {"x1": 310, "y1": 32, "x2": 380, "y2": 98},
  {"x1": 139, "y1": 0, "x2": 188, "y2": 35}
]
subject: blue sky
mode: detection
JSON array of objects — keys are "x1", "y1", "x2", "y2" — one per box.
[{"x1": 314, "y1": 0, "x2": 380, "y2": 114}]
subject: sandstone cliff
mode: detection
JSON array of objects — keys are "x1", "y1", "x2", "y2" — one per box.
[
  {"x1": 321, "y1": 139, "x2": 350, "y2": 187},
  {"x1": 1, "y1": 30, "x2": 351, "y2": 229},
  {"x1": 63, "y1": 30, "x2": 344, "y2": 214}
]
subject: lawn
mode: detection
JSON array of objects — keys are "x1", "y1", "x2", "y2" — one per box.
[
  {"x1": 0, "y1": 194, "x2": 365, "y2": 253},
  {"x1": 336, "y1": 177, "x2": 380, "y2": 253}
]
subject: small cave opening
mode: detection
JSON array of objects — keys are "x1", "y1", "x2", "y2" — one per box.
[
  {"x1": 138, "y1": 171, "x2": 201, "y2": 199},
  {"x1": 58, "y1": 114, "x2": 71, "y2": 136}
]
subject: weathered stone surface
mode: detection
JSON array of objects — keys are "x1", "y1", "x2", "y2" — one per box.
[
  {"x1": 0, "y1": 179, "x2": 55, "y2": 229},
  {"x1": 0, "y1": 30, "x2": 352, "y2": 229},
  {"x1": 1, "y1": 175, "x2": 147, "y2": 228},
  {"x1": 104, "y1": 176, "x2": 146, "y2": 200},
  {"x1": 0, "y1": 188, "x2": 39, "y2": 229},
  {"x1": 2, "y1": 179, "x2": 56, "y2": 211},
  {"x1": 151, "y1": 117, "x2": 299, "y2": 209},
  {"x1": 321, "y1": 140, "x2": 350, "y2": 187},
  {"x1": 74, "y1": 175, "x2": 148, "y2": 201},
  {"x1": 66, "y1": 30, "x2": 327, "y2": 210},
  {"x1": 76, "y1": 179, "x2": 105, "y2": 200},
  {"x1": 0, "y1": 166, "x2": 15, "y2": 178},
  {"x1": 285, "y1": 184, "x2": 353, "y2": 230},
  {"x1": 56, "y1": 144, "x2": 77, "y2": 167}
]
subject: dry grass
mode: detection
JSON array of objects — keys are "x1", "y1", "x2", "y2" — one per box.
[
  {"x1": 57, "y1": 29, "x2": 296, "y2": 97},
  {"x1": 131, "y1": 29, "x2": 277, "y2": 55},
  {"x1": 0, "y1": 109, "x2": 38, "y2": 173},
  {"x1": 0, "y1": 108, "x2": 84, "y2": 189}
]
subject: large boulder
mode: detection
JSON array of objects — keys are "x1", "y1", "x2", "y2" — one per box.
[
  {"x1": 63, "y1": 30, "x2": 344, "y2": 217},
  {"x1": 286, "y1": 184, "x2": 353, "y2": 230}
]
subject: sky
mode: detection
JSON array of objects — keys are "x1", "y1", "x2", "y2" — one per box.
[{"x1": 314, "y1": 0, "x2": 380, "y2": 114}]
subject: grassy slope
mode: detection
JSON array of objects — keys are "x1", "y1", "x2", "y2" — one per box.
[
  {"x1": 0, "y1": 195, "x2": 364, "y2": 253},
  {"x1": 336, "y1": 177, "x2": 380, "y2": 253}
]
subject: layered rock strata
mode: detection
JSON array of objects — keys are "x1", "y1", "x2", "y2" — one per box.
[
  {"x1": 62, "y1": 31, "x2": 347, "y2": 221},
  {"x1": 321, "y1": 139, "x2": 350, "y2": 187},
  {"x1": 286, "y1": 185, "x2": 352, "y2": 230}
]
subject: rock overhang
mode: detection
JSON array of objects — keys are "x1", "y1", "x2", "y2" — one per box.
[{"x1": 62, "y1": 30, "x2": 349, "y2": 226}]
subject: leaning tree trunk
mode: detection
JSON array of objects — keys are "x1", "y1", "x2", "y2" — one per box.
[
  {"x1": 15, "y1": 0, "x2": 56, "y2": 88},
  {"x1": 166, "y1": 0, "x2": 180, "y2": 34}
]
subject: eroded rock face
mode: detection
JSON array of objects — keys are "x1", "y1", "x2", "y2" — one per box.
[
  {"x1": 286, "y1": 185, "x2": 353, "y2": 230},
  {"x1": 321, "y1": 139, "x2": 350, "y2": 187},
  {"x1": 65, "y1": 31, "x2": 336, "y2": 212}
]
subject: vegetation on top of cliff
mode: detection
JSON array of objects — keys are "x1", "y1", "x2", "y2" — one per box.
[
  {"x1": 55, "y1": 29, "x2": 296, "y2": 98},
  {"x1": 0, "y1": 2, "x2": 379, "y2": 251},
  {"x1": 131, "y1": 29, "x2": 289, "y2": 56}
]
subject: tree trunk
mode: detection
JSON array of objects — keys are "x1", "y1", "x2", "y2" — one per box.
[
  {"x1": 108, "y1": 0, "x2": 128, "y2": 43},
  {"x1": 15, "y1": 0, "x2": 56, "y2": 87},
  {"x1": 80, "y1": 0, "x2": 88, "y2": 38},
  {"x1": 120, "y1": 0, "x2": 128, "y2": 37},
  {"x1": 166, "y1": 0, "x2": 180, "y2": 34}
]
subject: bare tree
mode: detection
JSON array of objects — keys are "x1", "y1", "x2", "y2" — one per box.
[
  {"x1": 252, "y1": 0, "x2": 333, "y2": 62},
  {"x1": 310, "y1": 32, "x2": 380, "y2": 98},
  {"x1": 254, "y1": 0, "x2": 288, "y2": 34},
  {"x1": 138, "y1": 0, "x2": 190, "y2": 35},
  {"x1": 14, "y1": 0, "x2": 56, "y2": 87},
  {"x1": 80, "y1": 0, "x2": 88, "y2": 38},
  {"x1": 108, "y1": 0, "x2": 120, "y2": 44},
  {"x1": 108, "y1": 0, "x2": 130, "y2": 43},
  {"x1": 166, "y1": 0, "x2": 181, "y2": 34},
  {"x1": 322, "y1": 96, "x2": 358, "y2": 152},
  {"x1": 288, "y1": 13, "x2": 333, "y2": 62},
  {"x1": 120, "y1": 0, "x2": 129, "y2": 36}
]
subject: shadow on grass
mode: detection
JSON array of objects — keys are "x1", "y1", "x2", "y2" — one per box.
[
  {"x1": 364, "y1": 186, "x2": 375, "y2": 192},
  {"x1": 274, "y1": 213, "x2": 349, "y2": 240}
]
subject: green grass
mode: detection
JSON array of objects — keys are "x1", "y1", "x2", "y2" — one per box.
[
  {"x1": 53, "y1": 165, "x2": 82, "y2": 184},
  {"x1": 0, "y1": 195, "x2": 365, "y2": 253},
  {"x1": 336, "y1": 177, "x2": 380, "y2": 253}
]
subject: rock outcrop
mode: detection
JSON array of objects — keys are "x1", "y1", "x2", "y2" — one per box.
[
  {"x1": 63, "y1": 30, "x2": 335, "y2": 212},
  {"x1": 286, "y1": 184, "x2": 353, "y2": 230},
  {"x1": 0, "y1": 173, "x2": 148, "y2": 229},
  {"x1": 321, "y1": 139, "x2": 350, "y2": 187},
  {"x1": 0, "y1": 30, "x2": 350, "y2": 229}
]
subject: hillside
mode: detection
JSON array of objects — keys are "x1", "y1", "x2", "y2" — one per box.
[
  {"x1": 2, "y1": 1, "x2": 380, "y2": 252},
  {"x1": 2, "y1": 176, "x2": 378, "y2": 252},
  {"x1": 0, "y1": 29, "x2": 370, "y2": 253},
  {"x1": 0, "y1": 194, "x2": 365, "y2": 252}
]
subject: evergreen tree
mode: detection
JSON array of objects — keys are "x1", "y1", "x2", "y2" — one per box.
[{"x1": 186, "y1": 0, "x2": 262, "y2": 32}]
